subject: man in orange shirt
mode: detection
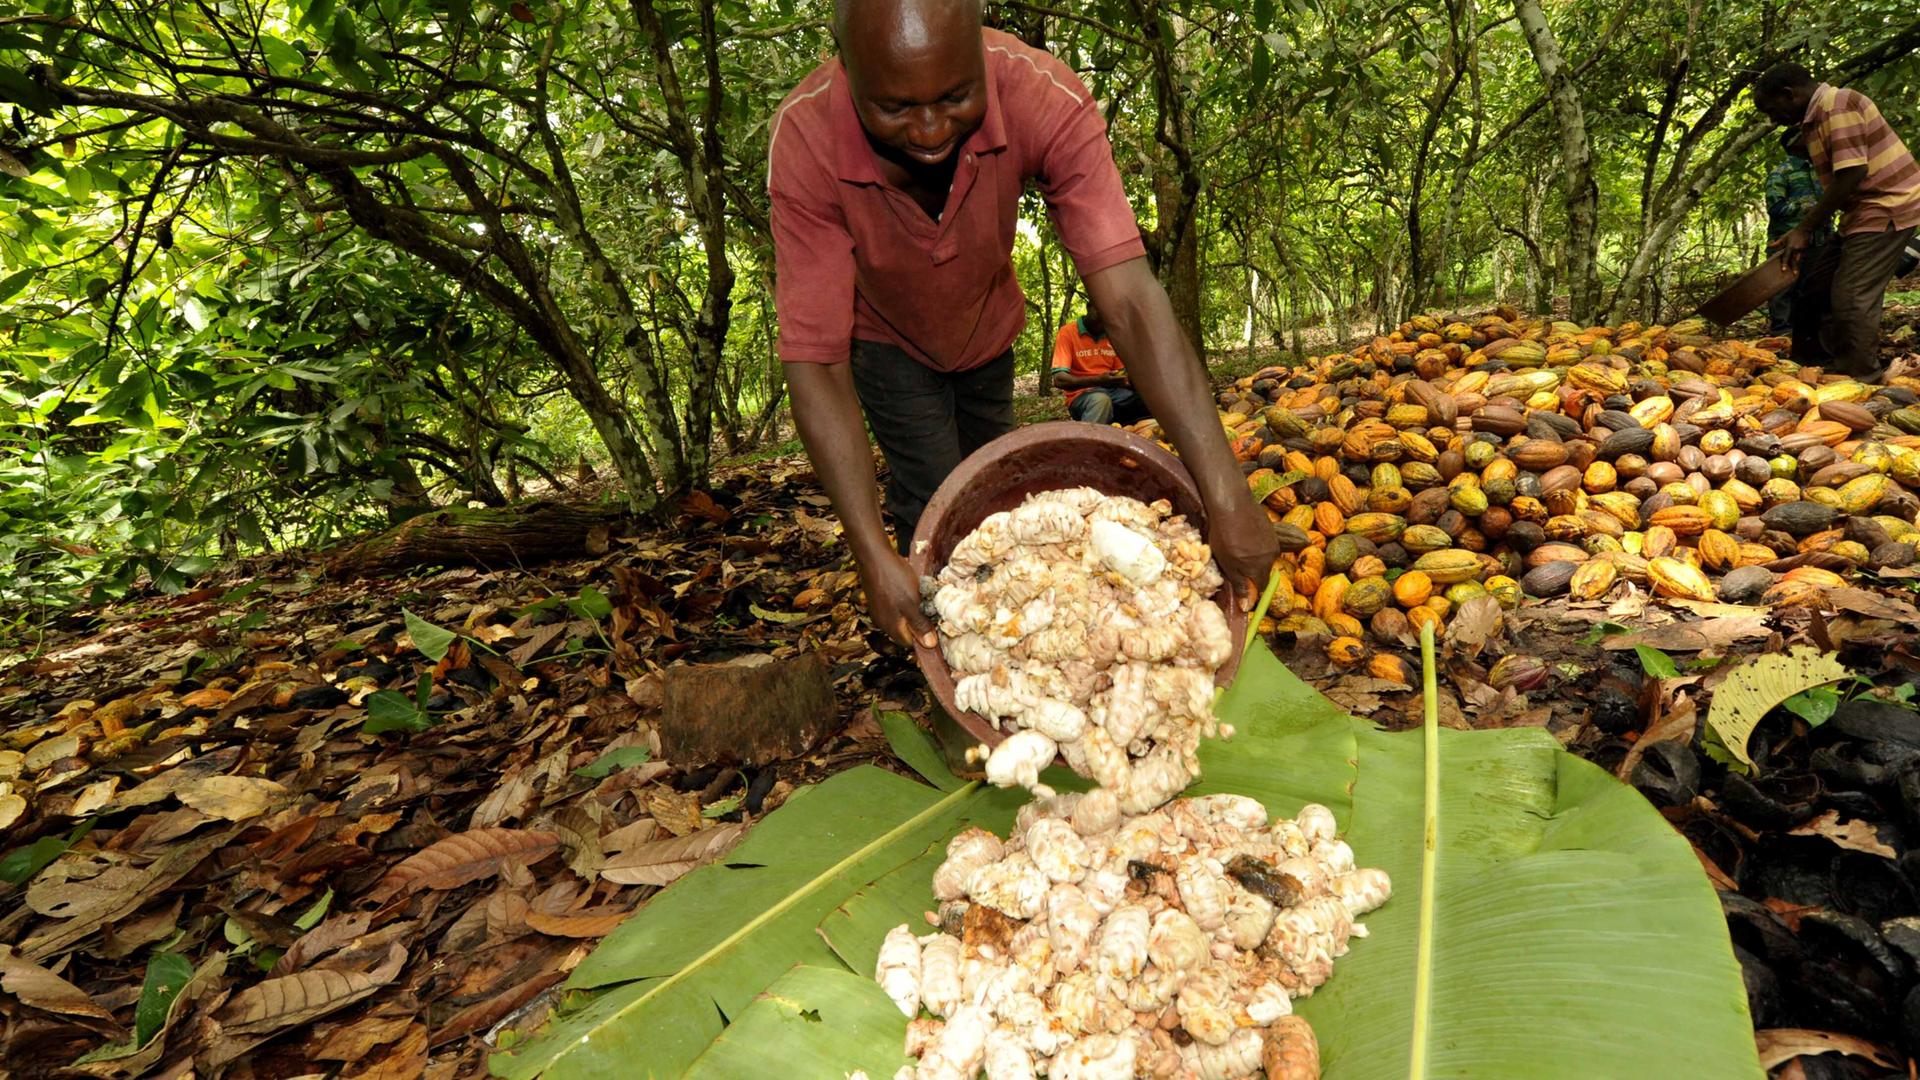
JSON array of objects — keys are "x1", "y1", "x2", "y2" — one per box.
[{"x1": 1051, "y1": 306, "x2": 1149, "y2": 425}]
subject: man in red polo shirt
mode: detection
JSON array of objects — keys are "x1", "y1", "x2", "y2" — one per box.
[{"x1": 770, "y1": 0, "x2": 1274, "y2": 649}]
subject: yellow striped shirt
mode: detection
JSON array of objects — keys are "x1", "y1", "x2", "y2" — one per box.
[{"x1": 1802, "y1": 83, "x2": 1920, "y2": 234}]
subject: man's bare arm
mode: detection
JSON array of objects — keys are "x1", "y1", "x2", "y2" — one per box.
[
  {"x1": 1083, "y1": 257, "x2": 1277, "y2": 603},
  {"x1": 783, "y1": 361, "x2": 936, "y2": 648}
]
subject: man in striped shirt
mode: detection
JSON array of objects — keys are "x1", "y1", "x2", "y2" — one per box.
[{"x1": 1754, "y1": 63, "x2": 1920, "y2": 379}]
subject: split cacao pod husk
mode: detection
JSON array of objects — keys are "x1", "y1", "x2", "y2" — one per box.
[
  {"x1": 1649, "y1": 556, "x2": 1715, "y2": 602},
  {"x1": 1568, "y1": 559, "x2": 1618, "y2": 601}
]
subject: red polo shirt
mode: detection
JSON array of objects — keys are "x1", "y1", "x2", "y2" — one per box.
[{"x1": 768, "y1": 29, "x2": 1147, "y2": 372}]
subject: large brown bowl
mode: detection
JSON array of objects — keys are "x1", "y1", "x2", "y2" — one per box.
[{"x1": 909, "y1": 421, "x2": 1248, "y2": 750}]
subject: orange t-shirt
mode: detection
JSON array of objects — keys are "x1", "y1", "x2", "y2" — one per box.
[{"x1": 1049, "y1": 318, "x2": 1123, "y2": 404}]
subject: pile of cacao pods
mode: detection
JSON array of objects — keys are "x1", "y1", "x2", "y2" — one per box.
[{"x1": 1124, "y1": 308, "x2": 1920, "y2": 676}]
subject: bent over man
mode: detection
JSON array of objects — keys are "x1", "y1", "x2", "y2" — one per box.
[
  {"x1": 768, "y1": 0, "x2": 1274, "y2": 647},
  {"x1": 1754, "y1": 63, "x2": 1920, "y2": 380}
]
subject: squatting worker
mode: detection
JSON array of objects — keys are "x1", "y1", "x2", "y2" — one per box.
[
  {"x1": 769, "y1": 0, "x2": 1277, "y2": 649},
  {"x1": 1754, "y1": 63, "x2": 1920, "y2": 381},
  {"x1": 1763, "y1": 128, "x2": 1827, "y2": 339},
  {"x1": 1051, "y1": 304, "x2": 1150, "y2": 426}
]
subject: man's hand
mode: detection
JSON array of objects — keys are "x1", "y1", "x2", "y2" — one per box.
[
  {"x1": 1780, "y1": 224, "x2": 1812, "y2": 269},
  {"x1": 1208, "y1": 498, "x2": 1279, "y2": 611},
  {"x1": 1104, "y1": 373, "x2": 1132, "y2": 389},
  {"x1": 862, "y1": 549, "x2": 937, "y2": 649}
]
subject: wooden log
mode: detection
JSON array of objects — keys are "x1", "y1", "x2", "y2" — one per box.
[{"x1": 323, "y1": 501, "x2": 624, "y2": 578}]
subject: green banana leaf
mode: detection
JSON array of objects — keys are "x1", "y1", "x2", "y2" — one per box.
[{"x1": 492, "y1": 642, "x2": 1761, "y2": 1079}]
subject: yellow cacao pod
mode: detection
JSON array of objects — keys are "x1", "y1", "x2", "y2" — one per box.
[
  {"x1": 1649, "y1": 506, "x2": 1713, "y2": 536},
  {"x1": 1569, "y1": 559, "x2": 1619, "y2": 601},
  {"x1": 1485, "y1": 575, "x2": 1523, "y2": 607},
  {"x1": 1649, "y1": 556, "x2": 1715, "y2": 602},
  {"x1": 1344, "y1": 512, "x2": 1408, "y2": 543},
  {"x1": 1394, "y1": 572, "x2": 1434, "y2": 610},
  {"x1": 1699, "y1": 529, "x2": 1740, "y2": 571},
  {"x1": 1837, "y1": 473, "x2": 1891, "y2": 514},
  {"x1": 1343, "y1": 576, "x2": 1393, "y2": 617},
  {"x1": 1412, "y1": 549, "x2": 1483, "y2": 585},
  {"x1": 1328, "y1": 475, "x2": 1361, "y2": 515},
  {"x1": 1328, "y1": 636, "x2": 1367, "y2": 666},
  {"x1": 1699, "y1": 490, "x2": 1741, "y2": 531},
  {"x1": 1368, "y1": 654, "x2": 1411, "y2": 685},
  {"x1": 1314, "y1": 574, "x2": 1351, "y2": 621},
  {"x1": 1314, "y1": 502, "x2": 1346, "y2": 537}
]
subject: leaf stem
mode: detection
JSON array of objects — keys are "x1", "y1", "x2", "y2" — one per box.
[
  {"x1": 1242, "y1": 566, "x2": 1285, "y2": 658},
  {"x1": 1409, "y1": 622, "x2": 1440, "y2": 1080}
]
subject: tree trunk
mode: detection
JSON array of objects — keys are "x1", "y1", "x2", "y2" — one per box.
[
  {"x1": 324, "y1": 502, "x2": 625, "y2": 578},
  {"x1": 1521, "y1": 172, "x2": 1548, "y2": 311},
  {"x1": 1407, "y1": 0, "x2": 1469, "y2": 308},
  {"x1": 1130, "y1": 0, "x2": 1205, "y2": 354},
  {"x1": 1514, "y1": 0, "x2": 1600, "y2": 322}
]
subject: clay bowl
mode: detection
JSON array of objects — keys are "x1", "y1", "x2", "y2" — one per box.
[{"x1": 909, "y1": 421, "x2": 1248, "y2": 750}]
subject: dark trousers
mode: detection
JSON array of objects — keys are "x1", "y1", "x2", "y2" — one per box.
[
  {"x1": 1767, "y1": 285, "x2": 1798, "y2": 336},
  {"x1": 849, "y1": 340, "x2": 1015, "y2": 554},
  {"x1": 1068, "y1": 387, "x2": 1150, "y2": 426},
  {"x1": 1794, "y1": 224, "x2": 1918, "y2": 375}
]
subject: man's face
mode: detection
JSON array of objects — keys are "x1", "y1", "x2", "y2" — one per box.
[
  {"x1": 1755, "y1": 86, "x2": 1808, "y2": 128},
  {"x1": 841, "y1": 4, "x2": 987, "y2": 172}
]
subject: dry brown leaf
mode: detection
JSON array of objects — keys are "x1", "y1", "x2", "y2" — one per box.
[
  {"x1": 645, "y1": 788, "x2": 705, "y2": 837},
  {"x1": 336, "y1": 811, "x2": 404, "y2": 847},
  {"x1": 484, "y1": 890, "x2": 531, "y2": 940},
  {"x1": 1754, "y1": 1028, "x2": 1897, "y2": 1069},
  {"x1": 0, "y1": 791, "x2": 25, "y2": 832},
  {"x1": 177, "y1": 687, "x2": 234, "y2": 709},
  {"x1": 1602, "y1": 617, "x2": 1772, "y2": 652},
  {"x1": 1442, "y1": 596, "x2": 1502, "y2": 657},
  {"x1": 367, "y1": 828, "x2": 561, "y2": 904},
  {"x1": 1827, "y1": 586, "x2": 1920, "y2": 623},
  {"x1": 1787, "y1": 810, "x2": 1897, "y2": 858},
  {"x1": 102, "y1": 897, "x2": 182, "y2": 959},
  {"x1": 23, "y1": 732, "x2": 81, "y2": 772},
  {"x1": 347, "y1": 1021, "x2": 429, "y2": 1080},
  {"x1": 217, "y1": 942, "x2": 407, "y2": 1035},
  {"x1": 178, "y1": 775, "x2": 288, "y2": 821},
  {"x1": 311, "y1": 1012, "x2": 418, "y2": 1062},
  {"x1": 68, "y1": 776, "x2": 119, "y2": 817},
  {"x1": 1617, "y1": 693, "x2": 1699, "y2": 782},
  {"x1": 525, "y1": 905, "x2": 635, "y2": 939},
  {"x1": 509, "y1": 623, "x2": 568, "y2": 666},
  {"x1": 0, "y1": 948, "x2": 118, "y2": 1023},
  {"x1": 107, "y1": 747, "x2": 243, "y2": 812},
  {"x1": 600, "y1": 822, "x2": 745, "y2": 886}
]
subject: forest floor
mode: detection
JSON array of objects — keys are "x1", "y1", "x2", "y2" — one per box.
[{"x1": 6, "y1": 295, "x2": 1920, "y2": 1077}]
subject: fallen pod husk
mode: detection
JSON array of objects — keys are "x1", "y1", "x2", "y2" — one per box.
[{"x1": 1123, "y1": 309, "x2": 1920, "y2": 664}]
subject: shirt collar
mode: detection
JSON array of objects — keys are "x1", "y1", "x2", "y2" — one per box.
[
  {"x1": 1802, "y1": 83, "x2": 1834, "y2": 126},
  {"x1": 831, "y1": 33, "x2": 1008, "y2": 186}
]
